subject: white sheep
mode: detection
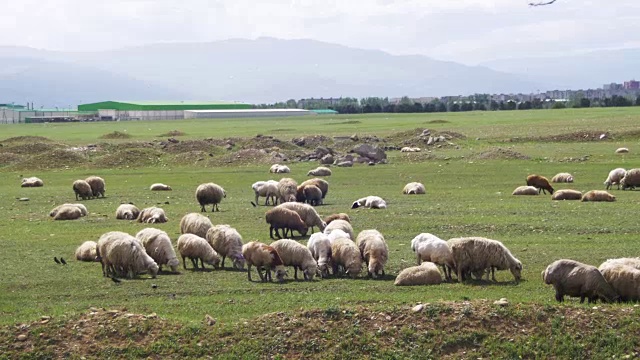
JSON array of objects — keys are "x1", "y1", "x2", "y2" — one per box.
[
  {"x1": 97, "y1": 231, "x2": 131, "y2": 277},
  {"x1": 307, "y1": 232, "x2": 332, "y2": 278},
  {"x1": 150, "y1": 183, "x2": 172, "y2": 191},
  {"x1": 620, "y1": 168, "x2": 640, "y2": 190},
  {"x1": 265, "y1": 207, "x2": 308, "y2": 239},
  {"x1": 179, "y1": 213, "x2": 213, "y2": 238},
  {"x1": 137, "y1": 207, "x2": 168, "y2": 223},
  {"x1": 252, "y1": 180, "x2": 279, "y2": 206},
  {"x1": 411, "y1": 233, "x2": 454, "y2": 281},
  {"x1": 135, "y1": 228, "x2": 179, "y2": 272},
  {"x1": 275, "y1": 202, "x2": 326, "y2": 232},
  {"x1": 195, "y1": 183, "x2": 226, "y2": 212},
  {"x1": 50, "y1": 203, "x2": 88, "y2": 218},
  {"x1": 21, "y1": 177, "x2": 44, "y2": 187},
  {"x1": 327, "y1": 229, "x2": 351, "y2": 243},
  {"x1": 270, "y1": 164, "x2": 291, "y2": 173},
  {"x1": 543, "y1": 259, "x2": 618, "y2": 303},
  {"x1": 581, "y1": 190, "x2": 616, "y2": 202},
  {"x1": 307, "y1": 166, "x2": 332, "y2": 177},
  {"x1": 115, "y1": 204, "x2": 140, "y2": 220},
  {"x1": 271, "y1": 239, "x2": 318, "y2": 281},
  {"x1": 551, "y1": 189, "x2": 583, "y2": 201},
  {"x1": 73, "y1": 179, "x2": 93, "y2": 200},
  {"x1": 394, "y1": 262, "x2": 442, "y2": 286},
  {"x1": 356, "y1": 229, "x2": 389, "y2": 279},
  {"x1": 205, "y1": 224, "x2": 246, "y2": 270},
  {"x1": 104, "y1": 236, "x2": 159, "y2": 279},
  {"x1": 616, "y1": 147, "x2": 629, "y2": 154},
  {"x1": 176, "y1": 233, "x2": 221, "y2": 270},
  {"x1": 303, "y1": 185, "x2": 323, "y2": 206},
  {"x1": 324, "y1": 213, "x2": 351, "y2": 225},
  {"x1": 400, "y1": 147, "x2": 421, "y2": 153},
  {"x1": 52, "y1": 205, "x2": 82, "y2": 221},
  {"x1": 242, "y1": 241, "x2": 287, "y2": 283},
  {"x1": 74, "y1": 241, "x2": 99, "y2": 262},
  {"x1": 330, "y1": 237, "x2": 362, "y2": 278},
  {"x1": 599, "y1": 261, "x2": 640, "y2": 302},
  {"x1": 512, "y1": 186, "x2": 539, "y2": 196},
  {"x1": 599, "y1": 257, "x2": 640, "y2": 270},
  {"x1": 448, "y1": 237, "x2": 522, "y2": 283},
  {"x1": 604, "y1": 168, "x2": 626, "y2": 190},
  {"x1": 323, "y1": 219, "x2": 354, "y2": 240},
  {"x1": 299, "y1": 178, "x2": 329, "y2": 201},
  {"x1": 351, "y1": 196, "x2": 387, "y2": 209},
  {"x1": 85, "y1": 176, "x2": 106, "y2": 198},
  {"x1": 551, "y1": 173, "x2": 574, "y2": 183},
  {"x1": 402, "y1": 182, "x2": 426, "y2": 195},
  {"x1": 277, "y1": 178, "x2": 298, "y2": 204}
]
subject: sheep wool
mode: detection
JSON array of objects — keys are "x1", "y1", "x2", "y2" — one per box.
[
  {"x1": 85, "y1": 176, "x2": 106, "y2": 198},
  {"x1": 351, "y1": 196, "x2": 387, "y2": 209},
  {"x1": 206, "y1": 224, "x2": 246, "y2": 270},
  {"x1": 97, "y1": 231, "x2": 132, "y2": 277},
  {"x1": 616, "y1": 147, "x2": 630, "y2": 154},
  {"x1": 50, "y1": 203, "x2": 88, "y2": 217},
  {"x1": 73, "y1": 179, "x2": 93, "y2": 201},
  {"x1": 269, "y1": 164, "x2": 291, "y2": 173},
  {"x1": 581, "y1": 190, "x2": 616, "y2": 202},
  {"x1": 551, "y1": 172, "x2": 574, "y2": 183},
  {"x1": 551, "y1": 189, "x2": 583, "y2": 201},
  {"x1": 599, "y1": 261, "x2": 640, "y2": 302},
  {"x1": 411, "y1": 233, "x2": 454, "y2": 281},
  {"x1": 307, "y1": 232, "x2": 332, "y2": 278},
  {"x1": 115, "y1": 204, "x2": 140, "y2": 220},
  {"x1": 265, "y1": 207, "x2": 308, "y2": 239},
  {"x1": 448, "y1": 237, "x2": 522, "y2": 283},
  {"x1": 195, "y1": 183, "x2": 226, "y2": 212},
  {"x1": 177, "y1": 234, "x2": 221, "y2": 270},
  {"x1": 104, "y1": 236, "x2": 159, "y2": 279},
  {"x1": 270, "y1": 239, "x2": 318, "y2": 281},
  {"x1": 324, "y1": 213, "x2": 351, "y2": 225},
  {"x1": 323, "y1": 219, "x2": 354, "y2": 241},
  {"x1": 402, "y1": 182, "x2": 426, "y2": 195},
  {"x1": 330, "y1": 237, "x2": 362, "y2": 278},
  {"x1": 275, "y1": 202, "x2": 326, "y2": 232},
  {"x1": 137, "y1": 207, "x2": 169, "y2": 223},
  {"x1": 307, "y1": 166, "x2": 332, "y2": 177},
  {"x1": 277, "y1": 178, "x2": 298, "y2": 204},
  {"x1": 74, "y1": 241, "x2": 99, "y2": 262},
  {"x1": 180, "y1": 213, "x2": 213, "y2": 238},
  {"x1": 620, "y1": 168, "x2": 640, "y2": 190},
  {"x1": 526, "y1": 174, "x2": 554, "y2": 195},
  {"x1": 394, "y1": 262, "x2": 442, "y2": 286},
  {"x1": 599, "y1": 257, "x2": 640, "y2": 270},
  {"x1": 543, "y1": 259, "x2": 618, "y2": 303},
  {"x1": 303, "y1": 185, "x2": 323, "y2": 206},
  {"x1": 150, "y1": 183, "x2": 172, "y2": 191},
  {"x1": 604, "y1": 168, "x2": 626, "y2": 190},
  {"x1": 242, "y1": 241, "x2": 287, "y2": 283},
  {"x1": 512, "y1": 186, "x2": 539, "y2": 196},
  {"x1": 135, "y1": 228, "x2": 180, "y2": 272},
  {"x1": 356, "y1": 229, "x2": 389, "y2": 279},
  {"x1": 252, "y1": 180, "x2": 279, "y2": 206},
  {"x1": 53, "y1": 205, "x2": 82, "y2": 221},
  {"x1": 299, "y1": 178, "x2": 329, "y2": 200},
  {"x1": 21, "y1": 177, "x2": 44, "y2": 187}
]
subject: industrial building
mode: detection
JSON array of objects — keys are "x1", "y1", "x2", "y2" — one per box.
[
  {"x1": 0, "y1": 104, "x2": 89, "y2": 124},
  {"x1": 184, "y1": 109, "x2": 314, "y2": 119},
  {"x1": 78, "y1": 100, "x2": 253, "y2": 121}
]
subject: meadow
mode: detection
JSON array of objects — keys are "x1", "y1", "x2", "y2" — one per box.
[{"x1": 1, "y1": 107, "x2": 640, "y2": 358}]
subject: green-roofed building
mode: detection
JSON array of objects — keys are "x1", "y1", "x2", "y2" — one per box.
[{"x1": 77, "y1": 100, "x2": 253, "y2": 121}]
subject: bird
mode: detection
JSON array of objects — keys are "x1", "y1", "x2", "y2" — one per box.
[
  {"x1": 111, "y1": 277, "x2": 121, "y2": 284},
  {"x1": 54, "y1": 257, "x2": 60, "y2": 264},
  {"x1": 60, "y1": 257, "x2": 67, "y2": 265},
  {"x1": 151, "y1": 284, "x2": 158, "y2": 289},
  {"x1": 250, "y1": 201, "x2": 257, "y2": 207}
]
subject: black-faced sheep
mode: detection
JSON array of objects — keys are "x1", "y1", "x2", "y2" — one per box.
[
  {"x1": 307, "y1": 166, "x2": 332, "y2": 177},
  {"x1": 324, "y1": 213, "x2": 351, "y2": 225},
  {"x1": 85, "y1": 176, "x2": 106, "y2": 198},
  {"x1": 73, "y1": 180, "x2": 93, "y2": 200},
  {"x1": 75, "y1": 241, "x2": 99, "y2": 262},
  {"x1": 150, "y1": 183, "x2": 172, "y2": 191},
  {"x1": 205, "y1": 224, "x2": 246, "y2": 270},
  {"x1": 543, "y1": 259, "x2": 618, "y2": 303},
  {"x1": 265, "y1": 207, "x2": 308, "y2": 239},
  {"x1": 21, "y1": 177, "x2": 43, "y2": 187},
  {"x1": 351, "y1": 196, "x2": 387, "y2": 209},
  {"x1": 116, "y1": 204, "x2": 140, "y2": 220},
  {"x1": 551, "y1": 189, "x2": 583, "y2": 201},
  {"x1": 394, "y1": 262, "x2": 442, "y2": 286},
  {"x1": 581, "y1": 190, "x2": 616, "y2": 202},
  {"x1": 411, "y1": 233, "x2": 454, "y2": 281},
  {"x1": 307, "y1": 232, "x2": 332, "y2": 278},
  {"x1": 604, "y1": 168, "x2": 626, "y2": 190},
  {"x1": 195, "y1": 183, "x2": 226, "y2": 212},
  {"x1": 551, "y1": 173, "x2": 574, "y2": 183},
  {"x1": 176, "y1": 234, "x2": 221, "y2": 270},
  {"x1": 50, "y1": 203, "x2": 88, "y2": 218},
  {"x1": 355, "y1": 229, "x2": 389, "y2": 279},
  {"x1": 275, "y1": 202, "x2": 326, "y2": 232},
  {"x1": 448, "y1": 237, "x2": 522, "y2": 283},
  {"x1": 270, "y1": 239, "x2": 318, "y2": 281},
  {"x1": 135, "y1": 228, "x2": 179, "y2": 272},
  {"x1": 137, "y1": 207, "x2": 169, "y2": 223},
  {"x1": 242, "y1": 241, "x2": 287, "y2": 283},
  {"x1": 330, "y1": 237, "x2": 362, "y2": 278},
  {"x1": 512, "y1": 186, "x2": 539, "y2": 196},
  {"x1": 620, "y1": 168, "x2": 640, "y2": 190},
  {"x1": 526, "y1": 174, "x2": 554, "y2": 195},
  {"x1": 179, "y1": 213, "x2": 213, "y2": 238},
  {"x1": 402, "y1": 182, "x2": 426, "y2": 195}
]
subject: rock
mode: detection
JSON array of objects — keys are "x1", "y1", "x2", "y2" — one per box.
[
  {"x1": 224, "y1": 144, "x2": 233, "y2": 150},
  {"x1": 292, "y1": 138, "x2": 305, "y2": 146},
  {"x1": 315, "y1": 147, "x2": 332, "y2": 157},
  {"x1": 350, "y1": 134, "x2": 359, "y2": 141},
  {"x1": 599, "y1": 133, "x2": 607, "y2": 140},
  {"x1": 352, "y1": 144, "x2": 387, "y2": 163},
  {"x1": 320, "y1": 154, "x2": 334, "y2": 165},
  {"x1": 204, "y1": 314, "x2": 216, "y2": 326},
  {"x1": 493, "y1": 298, "x2": 509, "y2": 306},
  {"x1": 16, "y1": 334, "x2": 27, "y2": 341},
  {"x1": 412, "y1": 304, "x2": 424, "y2": 313},
  {"x1": 616, "y1": 147, "x2": 629, "y2": 154},
  {"x1": 420, "y1": 129, "x2": 431, "y2": 137},
  {"x1": 426, "y1": 136, "x2": 435, "y2": 146},
  {"x1": 17, "y1": 198, "x2": 29, "y2": 201},
  {"x1": 167, "y1": 137, "x2": 179, "y2": 144},
  {"x1": 335, "y1": 161, "x2": 353, "y2": 167}
]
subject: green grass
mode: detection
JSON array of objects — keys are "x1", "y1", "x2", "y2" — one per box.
[{"x1": 1, "y1": 108, "x2": 640, "y2": 357}]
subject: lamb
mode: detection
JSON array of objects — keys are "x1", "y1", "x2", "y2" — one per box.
[
  {"x1": 241, "y1": 241, "x2": 287, "y2": 283},
  {"x1": 324, "y1": 213, "x2": 351, "y2": 225},
  {"x1": 50, "y1": 203, "x2": 88, "y2": 217},
  {"x1": 542, "y1": 259, "x2": 618, "y2": 303},
  {"x1": 581, "y1": 190, "x2": 616, "y2": 202},
  {"x1": 73, "y1": 179, "x2": 93, "y2": 200},
  {"x1": 620, "y1": 168, "x2": 640, "y2": 190},
  {"x1": 205, "y1": 224, "x2": 246, "y2": 270},
  {"x1": 323, "y1": 219, "x2": 354, "y2": 240},
  {"x1": 307, "y1": 232, "x2": 332, "y2": 278},
  {"x1": 351, "y1": 196, "x2": 387, "y2": 209},
  {"x1": 551, "y1": 172, "x2": 574, "y2": 183},
  {"x1": 599, "y1": 260, "x2": 640, "y2": 302},
  {"x1": 303, "y1": 185, "x2": 323, "y2": 206},
  {"x1": 137, "y1": 206, "x2": 169, "y2": 223},
  {"x1": 103, "y1": 236, "x2": 159, "y2": 279},
  {"x1": 135, "y1": 228, "x2": 180, "y2": 272},
  {"x1": 252, "y1": 180, "x2": 279, "y2": 206},
  {"x1": 74, "y1": 241, "x2": 99, "y2": 262},
  {"x1": 299, "y1": 178, "x2": 329, "y2": 201},
  {"x1": 179, "y1": 213, "x2": 213, "y2": 238},
  {"x1": 85, "y1": 176, "x2": 106, "y2": 198},
  {"x1": 21, "y1": 177, "x2": 43, "y2": 187},
  {"x1": 512, "y1": 186, "x2": 540, "y2": 196},
  {"x1": 402, "y1": 182, "x2": 426, "y2": 195},
  {"x1": 307, "y1": 166, "x2": 332, "y2": 177},
  {"x1": 526, "y1": 174, "x2": 554, "y2": 195},
  {"x1": 150, "y1": 183, "x2": 172, "y2": 191},
  {"x1": 265, "y1": 207, "x2": 308, "y2": 239},
  {"x1": 394, "y1": 262, "x2": 442, "y2": 286},
  {"x1": 195, "y1": 183, "x2": 226, "y2": 212},
  {"x1": 52, "y1": 205, "x2": 82, "y2": 221},
  {"x1": 551, "y1": 189, "x2": 583, "y2": 201},
  {"x1": 411, "y1": 233, "x2": 454, "y2": 281},
  {"x1": 355, "y1": 229, "x2": 389, "y2": 279},
  {"x1": 330, "y1": 237, "x2": 362, "y2": 278},
  {"x1": 270, "y1": 239, "x2": 318, "y2": 281},
  {"x1": 96, "y1": 231, "x2": 131, "y2": 277},
  {"x1": 448, "y1": 237, "x2": 522, "y2": 283},
  {"x1": 277, "y1": 178, "x2": 298, "y2": 204},
  {"x1": 604, "y1": 168, "x2": 627, "y2": 190},
  {"x1": 176, "y1": 233, "x2": 221, "y2": 270},
  {"x1": 115, "y1": 204, "x2": 140, "y2": 220},
  {"x1": 275, "y1": 202, "x2": 326, "y2": 232}
]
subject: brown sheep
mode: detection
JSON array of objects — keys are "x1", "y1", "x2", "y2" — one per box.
[
  {"x1": 324, "y1": 213, "x2": 351, "y2": 225},
  {"x1": 581, "y1": 190, "x2": 616, "y2": 202},
  {"x1": 526, "y1": 174, "x2": 554, "y2": 195}
]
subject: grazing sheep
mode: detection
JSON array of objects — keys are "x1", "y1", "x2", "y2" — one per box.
[
  {"x1": 307, "y1": 166, "x2": 332, "y2": 177},
  {"x1": 323, "y1": 219, "x2": 354, "y2": 240},
  {"x1": 195, "y1": 183, "x2": 226, "y2": 212},
  {"x1": 277, "y1": 178, "x2": 298, "y2": 204},
  {"x1": 448, "y1": 237, "x2": 522, "y2": 283},
  {"x1": 135, "y1": 228, "x2": 179, "y2": 272},
  {"x1": 73, "y1": 179, "x2": 93, "y2": 200},
  {"x1": 85, "y1": 176, "x2": 106, "y2": 198},
  {"x1": 599, "y1": 257, "x2": 640, "y2": 270},
  {"x1": 620, "y1": 168, "x2": 640, "y2": 190},
  {"x1": 115, "y1": 204, "x2": 140, "y2": 220},
  {"x1": 179, "y1": 213, "x2": 213, "y2": 238},
  {"x1": 327, "y1": 229, "x2": 351, "y2": 243},
  {"x1": 599, "y1": 261, "x2": 640, "y2": 302},
  {"x1": 411, "y1": 233, "x2": 454, "y2": 281},
  {"x1": 52, "y1": 205, "x2": 82, "y2": 221},
  {"x1": 616, "y1": 147, "x2": 629, "y2": 154},
  {"x1": 526, "y1": 174, "x2": 554, "y2": 195},
  {"x1": 512, "y1": 186, "x2": 540, "y2": 196},
  {"x1": 356, "y1": 229, "x2": 389, "y2": 279},
  {"x1": 400, "y1": 147, "x2": 421, "y2": 153},
  {"x1": 402, "y1": 182, "x2": 426, "y2": 195},
  {"x1": 324, "y1": 213, "x2": 351, "y2": 225},
  {"x1": 330, "y1": 237, "x2": 362, "y2": 278},
  {"x1": 104, "y1": 236, "x2": 159, "y2": 279},
  {"x1": 205, "y1": 224, "x2": 245, "y2": 270},
  {"x1": 242, "y1": 241, "x2": 287, "y2": 283},
  {"x1": 275, "y1": 202, "x2": 326, "y2": 232},
  {"x1": 551, "y1": 172, "x2": 574, "y2": 183},
  {"x1": 252, "y1": 180, "x2": 279, "y2": 206},
  {"x1": 542, "y1": 259, "x2": 618, "y2": 303},
  {"x1": 21, "y1": 177, "x2": 43, "y2": 187},
  {"x1": 137, "y1": 207, "x2": 169, "y2": 223},
  {"x1": 351, "y1": 196, "x2": 387, "y2": 209},
  {"x1": 50, "y1": 203, "x2": 88, "y2": 218},
  {"x1": 394, "y1": 262, "x2": 442, "y2": 286},
  {"x1": 307, "y1": 232, "x2": 332, "y2": 278},
  {"x1": 271, "y1": 239, "x2": 318, "y2": 281},
  {"x1": 176, "y1": 234, "x2": 221, "y2": 270},
  {"x1": 150, "y1": 183, "x2": 172, "y2": 191},
  {"x1": 96, "y1": 231, "x2": 131, "y2": 277},
  {"x1": 265, "y1": 207, "x2": 308, "y2": 239},
  {"x1": 303, "y1": 185, "x2": 323, "y2": 206},
  {"x1": 299, "y1": 178, "x2": 329, "y2": 200},
  {"x1": 74, "y1": 241, "x2": 99, "y2": 262},
  {"x1": 551, "y1": 189, "x2": 583, "y2": 201},
  {"x1": 604, "y1": 168, "x2": 627, "y2": 190},
  {"x1": 581, "y1": 190, "x2": 616, "y2": 202}
]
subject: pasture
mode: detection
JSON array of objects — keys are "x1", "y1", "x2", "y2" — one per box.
[{"x1": 1, "y1": 107, "x2": 640, "y2": 358}]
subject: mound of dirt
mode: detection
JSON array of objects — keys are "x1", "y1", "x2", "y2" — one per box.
[
  {"x1": 0, "y1": 152, "x2": 23, "y2": 167},
  {"x1": 95, "y1": 148, "x2": 164, "y2": 168},
  {"x1": 0, "y1": 136, "x2": 52, "y2": 143},
  {"x1": 291, "y1": 135, "x2": 333, "y2": 148},
  {"x1": 218, "y1": 148, "x2": 276, "y2": 165},
  {"x1": 0, "y1": 142, "x2": 63, "y2": 155},
  {"x1": 163, "y1": 140, "x2": 221, "y2": 154},
  {"x1": 425, "y1": 119, "x2": 450, "y2": 124},
  {"x1": 158, "y1": 130, "x2": 186, "y2": 137},
  {"x1": 12, "y1": 149, "x2": 88, "y2": 170},
  {"x1": 517, "y1": 131, "x2": 611, "y2": 143},
  {"x1": 170, "y1": 151, "x2": 211, "y2": 165},
  {"x1": 473, "y1": 147, "x2": 530, "y2": 160},
  {"x1": 99, "y1": 131, "x2": 132, "y2": 139}
]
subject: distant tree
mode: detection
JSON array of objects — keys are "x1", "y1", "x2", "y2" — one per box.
[
  {"x1": 518, "y1": 101, "x2": 532, "y2": 110},
  {"x1": 383, "y1": 103, "x2": 396, "y2": 113},
  {"x1": 579, "y1": 98, "x2": 591, "y2": 108},
  {"x1": 490, "y1": 100, "x2": 499, "y2": 111},
  {"x1": 552, "y1": 101, "x2": 567, "y2": 109},
  {"x1": 413, "y1": 102, "x2": 424, "y2": 113},
  {"x1": 505, "y1": 100, "x2": 517, "y2": 110},
  {"x1": 449, "y1": 103, "x2": 460, "y2": 112},
  {"x1": 532, "y1": 98, "x2": 544, "y2": 110},
  {"x1": 460, "y1": 102, "x2": 473, "y2": 111},
  {"x1": 474, "y1": 102, "x2": 487, "y2": 111},
  {"x1": 636, "y1": 95, "x2": 640, "y2": 106},
  {"x1": 285, "y1": 99, "x2": 297, "y2": 108},
  {"x1": 436, "y1": 102, "x2": 447, "y2": 113},
  {"x1": 424, "y1": 103, "x2": 436, "y2": 113},
  {"x1": 396, "y1": 96, "x2": 415, "y2": 113}
]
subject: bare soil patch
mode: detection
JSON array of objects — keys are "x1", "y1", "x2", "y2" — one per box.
[
  {"x1": 95, "y1": 148, "x2": 164, "y2": 168},
  {"x1": 158, "y1": 130, "x2": 186, "y2": 137},
  {"x1": 0, "y1": 152, "x2": 23, "y2": 167},
  {"x1": 513, "y1": 131, "x2": 611, "y2": 143},
  {"x1": 425, "y1": 119, "x2": 450, "y2": 124},
  {"x1": 11, "y1": 149, "x2": 88, "y2": 170},
  {"x1": 0, "y1": 136, "x2": 52, "y2": 144},
  {"x1": 473, "y1": 147, "x2": 530, "y2": 160},
  {"x1": 99, "y1": 131, "x2": 132, "y2": 140}
]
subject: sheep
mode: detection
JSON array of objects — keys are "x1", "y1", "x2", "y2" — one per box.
[
  {"x1": 355, "y1": 229, "x2": 389, "y2": 279},
  {"x1": 73, "y1": 179, "x2": 93, "y2": 200},
  {"x1": 104, "y1": 236, "x2": 159, "y2": 279},
  {"x1": 581, "y1": 190, "x2": 616, "y2": 202},
  {"x1": 137, "y1": 206, "x2": 169, "y2": 223},
  {"x1": 277, "y1": 178, "x2": 298, "y2": 204},
  {"x1": 327, "y1": 229, "x2": 351, "y2": 243},
  {"x1": 307, "y1": 166, "x2": 332, "y2": 177},
  {"x1": 303, "y1": 185, "x2": 323, "y2": 206},
  {"x1": 604, "y1": 168, "x2": 627, "y2": 190},
  {"x1": 448, "y1": 237, "x2": 522, "y2": 283},
  {"x1": 299, "y1": 178, "x2": 329, "y2": 201},
  {"x1": 323, "y1": 219, "x2": 354, "y2": 240},
  {"x1": 85, "y1": 176, "x2": 106, "y2": 198},
  {"x1": 241, "y1": 241, "x2": 287, "y2": 283},
  {"x1": 252, "y1": 180, "x2": 279, "y2": 206},
  {"x1": 270, "y1": 164, "x2": 291, "y2": 173},
  {"x1": 351, "y1": 196, "x2": 387, "y2": 209},
  {"x1": 394, "y1": 262, "x2": 443, "y2": 286},
  {"x1": 52, "y1": 205, "x2": 82, "y2": 221},
  {"x1": 150, "y1": 183, "x2": 172, "y2": 191},
  {"x1": 411, "y1": 233, "x2": 454, "y2": 281},
  {"x1": 115, "y1": 204, "x2": 140, "y2": 220},
  {"x1": 50, "y1": 203, "x2": 88, "y2": 217},
  {"x1": 620, "y1": 168, "x2": 640, "y2": 190},
  {"x1": 96, "y1": 231, "x2": 131, "y2": 277},
  {"x1": 599, "y1": 261, "x2": 640, "y2": 302},
  {"x1": 21, "y1": 177, "x2": 43, "y2": 187},
  {"x1": 179, "y1": 213, "x2": 213, "y2": 238},
  {"x1": 135, "y1": 228, "x2": 179, "y2": 272},
  {"x1": 551, "y1": 172, "x2": 574, "y2": 183},
  {"x1": 269, "y1": 164, "x2": 282, "y2": 173},
  {"x1": 402, "y1": 182, "x2": 426, "y2": 195},
  {"x1": 307, "y1": 232, "x2": 332, "y2": 278},
  {"x1": 330, "y1": 237, "x2": 362, "y2": 278},
  {"x1": 335, "y1": 161, "x2": 353, "y2": 167},
  {"x1": 616, "y1": 147, "x2": 630, "y2": 154},
  {"x1": 271, "y1": 239, "x2": 318, "y2": 281},
  {"x1": 205, "y1": 224, "x2": 245, "y2": 270},
  {"x1": 599, "y1": 257, "x2": 640, "y2": 270},
  {"x1": 195, "y1": 183, "x2": 226, "y2": 212},
  {"x1": 74, "y1": 241, "x2": 99, "y2": 262},
  {"x1": 265, "y1": 207, "x2": 308, "y2": 239},
  {"x1": 400, "y1": 147, "x2": 421, "y2": 153},
  {"x1": 526, "y1": 174, "x2": 554, "y2": 195},
  {"x1": 512, "y1": 186, "x2": 540, "y2": 196},
  {"x1": 275, "y1": 202, "x2": 326, "y2": 232},
  {"x1": 324, "y1": 213, "x2": 351, "y2": 225},
  {"x1": 176, "y1": 234, "x2": 221, "y2": 270},
  {"x1": 551, "y1": 189, "x2": 583, "y2": 201},
  {"x1": 542, "y1": 259, "x2": 618, "y2": 303}
]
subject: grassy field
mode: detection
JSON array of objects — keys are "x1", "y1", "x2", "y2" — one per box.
[{"x1": 1, "y1": 108, "x2": 640, "y2": 358}]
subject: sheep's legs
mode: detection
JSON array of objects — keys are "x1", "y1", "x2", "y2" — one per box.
[
  {"x1": 200, "y1": 205, "x2": 206, "y2": 212},
  {"x1": 293, "y1": 266, "x2": 298, "y2": 280},
  {"x1": 182, "y1": 256, "x2": 187, "y2": 270},
  {"x1": 247, "y1": 264, "x2": 253, "y2": 281},
  {"x1": 221, "y1": 255, "x2": 226, "y2": 268}
]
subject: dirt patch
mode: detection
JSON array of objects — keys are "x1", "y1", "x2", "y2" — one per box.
[
  {"x1": 95, "y1": 148, "x2": 164, "y2": 168},
  {"x1": 331, "y1": 120, "x2": 361, "y2": 125},
  {"x1": 473, "y1": 147, "x2": 530, "y2": 160},
  {"x1": 513, "y1": 131, "x2": 611, "y2": 143},
  {"x1": 163, "y1": 140, "x2": 223, "y2": 154},
  {"x1": 425, "y1": 119, "x2": 450, "y2": 124},
  {"x1": 438, "y1": 131, "x2": 466, "y2": 140},
  {"x1": 0, "y1": 142, "x2": 63, "y2": 155},
  {"x1": 0, "y1": 152, "x2": 23, "y2": 167},
  {"x1": 0, "y1": 136, "x2": 52, "y2": 144},
  {"x1": 11, "y1": 149, "x2": 88, "y2": 170},
  {"x1": 290, "y1": 135, "x2": 333, "y2": 148},
  {"x1": 170, "y1": 151, "x2": 212, "y2": 166},
  {"x1": 99, "y1": 131, "x2": 132, "y2": 140},
  {"x1": 158, "y1": 130, "x2": 186, "y2": 137}
]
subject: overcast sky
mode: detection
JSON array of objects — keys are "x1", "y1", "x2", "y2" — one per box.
[{"x1": 2, "y1": 0, "x2": 639, "y2": 64}]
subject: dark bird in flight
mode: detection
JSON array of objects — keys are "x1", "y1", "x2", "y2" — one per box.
[
  {"x1": 54, "y1": 257, "x2": 60, "y2": 264},
  {"x1": 60, "y1": 257, "x2": 67, "y2": 265},
  {"x1": 111, "y1": 277, "x2": 121, "y2": 284}
]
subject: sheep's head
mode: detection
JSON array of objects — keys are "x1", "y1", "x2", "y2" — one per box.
[
  {"x1": 345, "y1": 262, "x2": 362, "y2": 279},
  {"x1": 368, "y1": 262, "x2": 384, "y2": 279},
  {"x1": 275, "y1": 268, "x2": 287, "y2": 283},
  {"x1": 299, "y1": 225, "x2": 309, "y2": 237},
  {"x1": 223, "y1": 190, "x2": 227, "y2": 198},
  {"x1": 351, "y1": 201, "x2": 362, "y2": 209},
  {"x1": 207, "y1": 257, "x2": 221, "y2": 270},
  {"x1": 510, "y1": 261, "x2": 523, "y2": 282},
  {"x1": 168, "y1": 258, "x2": 180, "y2": 272},
  {"x1": 317, "y1": 264, "x2": 330, "y2": 278},
  {"x1": 232, "y1": 254, "x2": 246, "y2": 270},
  {"x1": 303, "y1": 267, "x2": 316, "y2": 281},
  {"x1": 148, "y1": 263, "x2": 159, "y2": 278}
]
